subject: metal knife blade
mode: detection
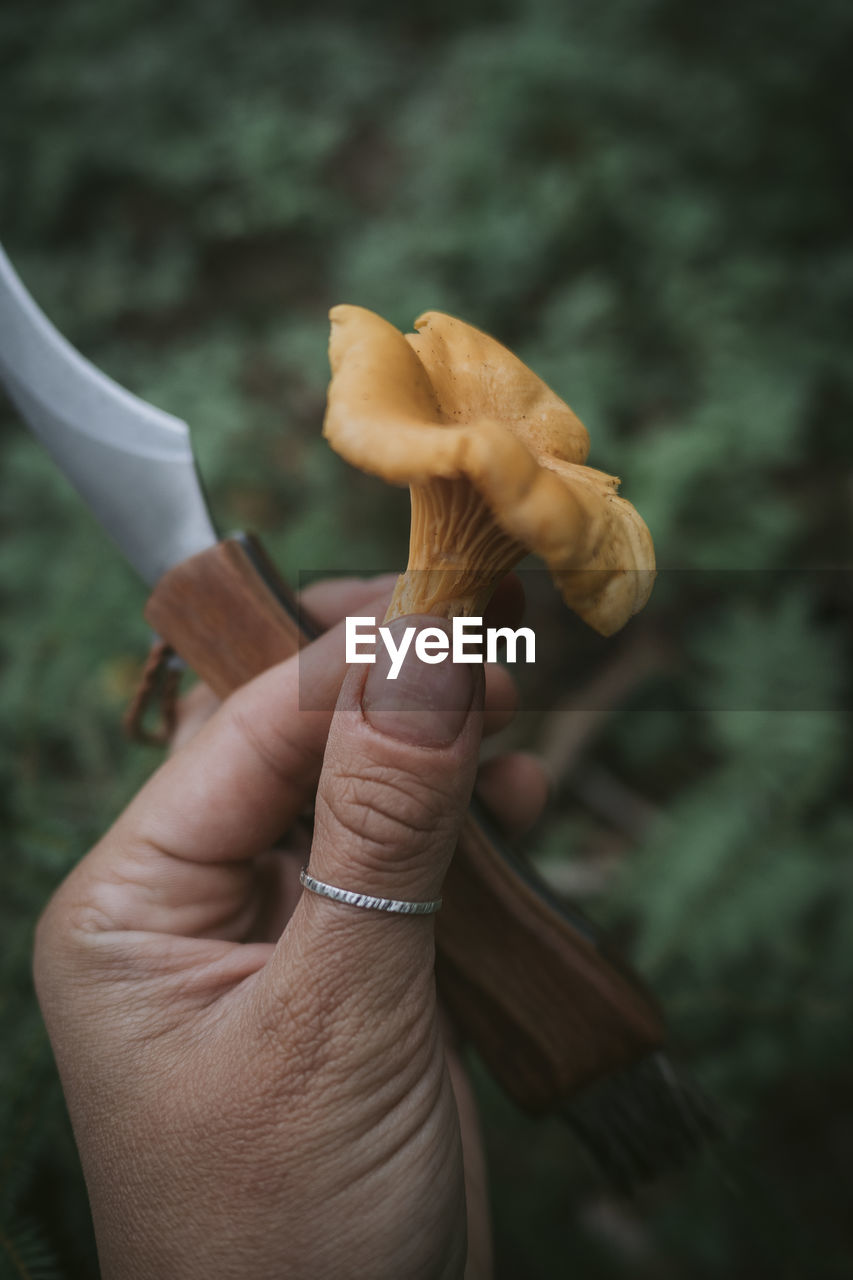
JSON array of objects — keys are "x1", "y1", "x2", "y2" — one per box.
[{"x1": 0, "y1": 243, "x2": 216, "y2": 585}]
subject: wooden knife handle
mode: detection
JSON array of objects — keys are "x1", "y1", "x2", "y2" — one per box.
[{"x1": 144, "y1": 534, "x2": 665, "y2": 1109}]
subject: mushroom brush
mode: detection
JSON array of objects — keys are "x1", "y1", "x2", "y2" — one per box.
[{"x1": 324, "y1": 305, "x2": 720, "y2": 1188}]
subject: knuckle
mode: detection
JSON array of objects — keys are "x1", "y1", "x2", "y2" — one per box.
[
  {"x1": 318, "y1": 761, "x2": 448, "y2": 864},
  {"x1": 32, "y1": 863, "x2": 150, "y2": 1000},
  {"x1": 33, "y1": 879, "x2": 88, "y2": 965},
  {"x1": 226, "y1": 698, "x2": 321, "y2": 792},
  {"x1": 169, "y1": 683, "x2": 219, "y2": 752},
  {"x1": 31, "y1": 879, "x2": 109, "y2": 1017}
]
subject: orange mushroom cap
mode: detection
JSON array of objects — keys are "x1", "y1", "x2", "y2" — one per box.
[{"x1": 324, "y1": 304, "x2": 655, "y2": 634}]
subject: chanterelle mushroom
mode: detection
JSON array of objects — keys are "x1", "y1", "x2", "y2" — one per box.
[{"x1": 323, "y1": 304, "x2": 655, "y2": 635}]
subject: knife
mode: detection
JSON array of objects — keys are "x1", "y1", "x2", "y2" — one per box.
[{"x1": 1, "y1": 243, "x2": 716, "y2": 1185}]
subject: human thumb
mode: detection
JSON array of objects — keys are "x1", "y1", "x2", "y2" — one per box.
[{"x1": 283, "y1": 615, "x2": 483, "y2": 973}]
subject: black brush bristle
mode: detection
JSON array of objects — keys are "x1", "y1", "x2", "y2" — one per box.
[{"x1": 561, "y1": 1052, "x2": 723, "y2": 1193}]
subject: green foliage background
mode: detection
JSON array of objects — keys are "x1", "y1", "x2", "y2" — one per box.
[{"x1": 1, "y1": 0, "x2": 852, "y2": 1275}]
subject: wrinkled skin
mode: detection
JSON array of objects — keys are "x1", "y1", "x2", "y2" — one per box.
[{"x1": 34, "y1": 576, "x2": 547, "y2": 1280}]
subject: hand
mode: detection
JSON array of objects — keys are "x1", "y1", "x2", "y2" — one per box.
[{"x1": 34, "y1": 576, "x2": 547, "y2": 1280}]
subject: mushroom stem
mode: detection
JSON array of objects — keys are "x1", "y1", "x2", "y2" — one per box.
[{"x1": 384, "y1": 477, "x2": 527, "y2": 622}]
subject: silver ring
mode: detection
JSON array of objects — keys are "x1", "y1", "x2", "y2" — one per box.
[{"x1": 299, "y1": 868, "x2": 442, "y2": 916}]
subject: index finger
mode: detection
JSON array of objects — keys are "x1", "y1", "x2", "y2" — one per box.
[{"x1": 170, "y1": 574, "x2": 400, "y2": 750}]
